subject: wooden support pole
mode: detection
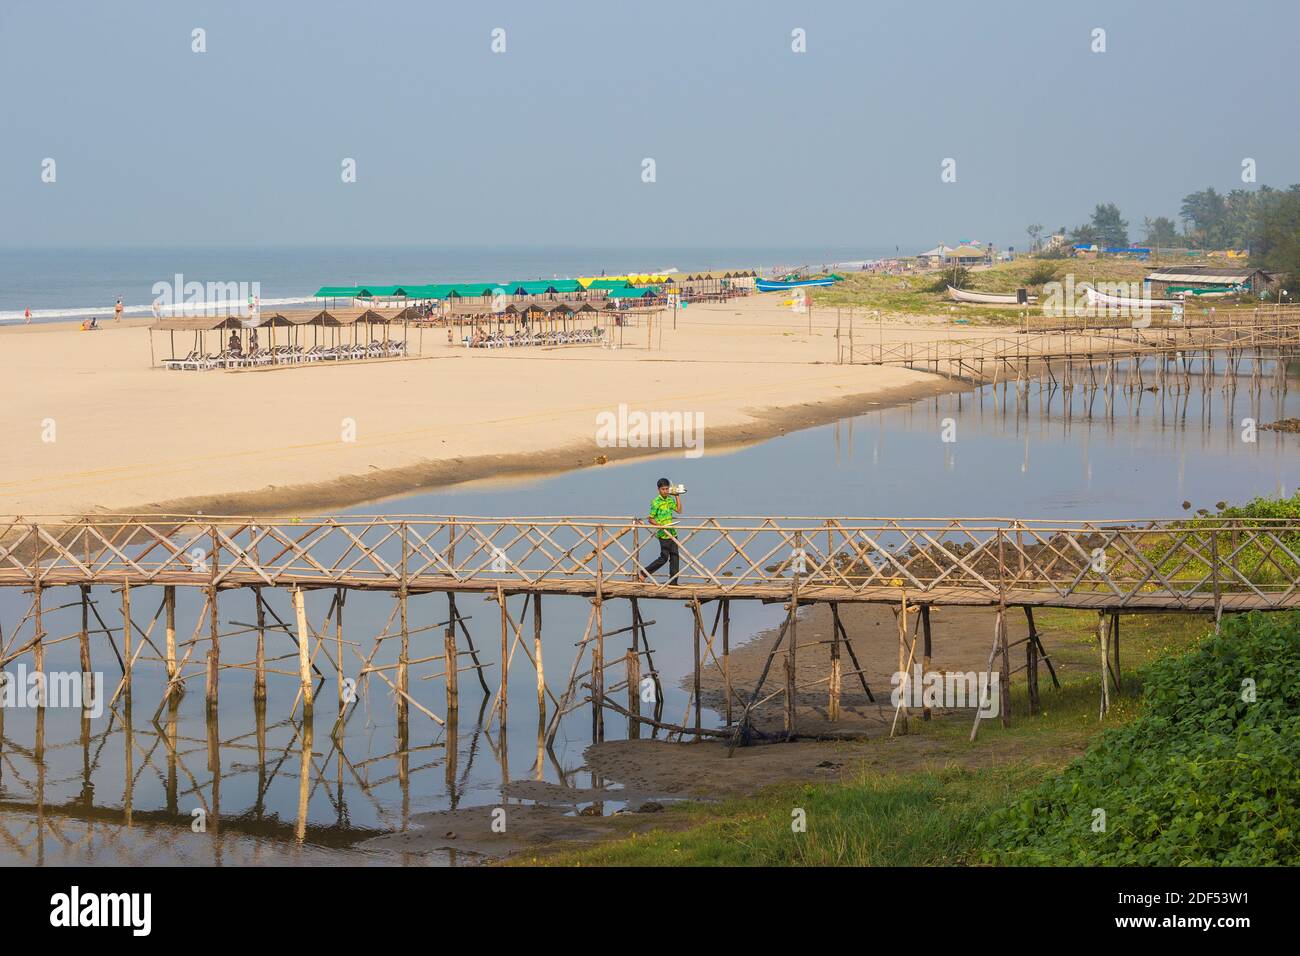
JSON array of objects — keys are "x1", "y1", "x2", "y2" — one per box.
[
  {"x1": 784, "y1": 593, "x2": 798, "y2": 738},
  {"x1": 335, "y1": 588, "x2": 345, "y2": 710},
  {"x1": 444, "y1": 610, "x2": 459, "y2": 714},
  {"x1": 1097, "y1": 611, "x2": 1110, "y2": 719},
  {"x1": 533, "y1": 592, "x2": 544, "y2": 725},
  {"x1": 921, "y1": 605, "x2": 933, "y2": 721},
  {"x1": 165, "y1": 585, "x2": 177, "y2": 685},
  {"x1": 79, "y1": 584, "x2": 91, "y2": 676},
  {"x1": 497, "y1": 585, "x2": 509, "y2": 729},
  {"x1": 722, "y1": 599, "x2": 732, "y2": 725},
  {"x1": 33, "y1": 584, "x2": 44, "y2": 705},
  {"x1": 294, "y1": 586, "x2": 313, "y2": 713},
  {"x1": 593, "y1": 526, "x2": 605, "y2": 743},
  {"x1": 253, "y1": 587, "x2": 266, "y2": 703},
  {"x1": 1110, "y1": 611, "x2": 1122, "y2": 691},
  {"x1": 398, "y1": 528, "x2": 409, "y2": 723},
  {"x1": 692, "y1": 602, "x2": 702, "y2": 738},
  {"x1": 998, "y1": 604, "x2": 1010, "y2": 728},
  {"x1": 121, "y1": 582, "x2": 132, "y2": 697},
  {"x1": 206, "y1": 584, "x2": 219, "y2": 713},
  {"x1": 592, "y1": 597, "x2": 604, "y2": 743},
  {"x1": 1026, "y1": 612, "x2": 1040, "y2": 715},
  {"x1": 896, "y1": 594, "x2": 909, "y2": 734},
  {"x1": 626, "y1": 648, "x2": 640, "y2": 739},
  {"x1": 1023, "y1": 606, "x2": 1059, "y2": 689},
  {"x1": 827, "y1": 601, "x2": 842, "y2": 722}
]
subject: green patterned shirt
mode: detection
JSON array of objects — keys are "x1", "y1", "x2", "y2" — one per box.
[{"x1": 649, "y1": 494, "x2": 678, "y2": 539}]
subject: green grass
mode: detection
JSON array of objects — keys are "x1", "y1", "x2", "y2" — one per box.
[
  {"x1": 518, "y1": 610, "x2": 1218, "y2": 867},
  {"x1": 810, "y1": 258, "x2": 1161, "y2": 325},
  {"x1": 980, "y1": 610, "x2": 1300, "y2": 865}
]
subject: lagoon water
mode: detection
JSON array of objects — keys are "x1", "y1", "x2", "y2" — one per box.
[{"x1": 1, "y1": 358, "x2": 1295, "y2": 864}]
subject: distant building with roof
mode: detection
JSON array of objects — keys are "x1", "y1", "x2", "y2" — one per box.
[{"x1": 1144, "y1": 266, "x2": 1275, "y2": 298}]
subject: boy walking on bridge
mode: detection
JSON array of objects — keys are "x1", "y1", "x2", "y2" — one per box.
[{"x1": 639, "y1": 478, "x2": 682, "y2": 584}]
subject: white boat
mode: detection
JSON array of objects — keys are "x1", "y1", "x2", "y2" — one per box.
[
  {"x1": 1082, "y1": 285, "x2": 1180, "y2": 311},
  {"x1": 947, "y1": 285, "x2": 1037, "y2": 305}
]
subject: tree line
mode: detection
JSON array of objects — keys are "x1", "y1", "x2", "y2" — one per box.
[{"x1": 1026, "y1": 184, "x2": 1300, "y2": 284}]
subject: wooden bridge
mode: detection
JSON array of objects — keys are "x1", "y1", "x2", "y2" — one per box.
[
  {"x1": 2, "y1": 514, "x2": 1297, "y2": 744},
  {"x1": 855, "y1": 321, "x2": 1300, "y2": 382}
]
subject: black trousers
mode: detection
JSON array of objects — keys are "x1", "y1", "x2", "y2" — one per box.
[{"x1": 644, "y1": 537, "x2": 680, "y2": 584}]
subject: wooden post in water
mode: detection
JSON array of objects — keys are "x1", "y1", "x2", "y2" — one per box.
[
  {"x1": 33, "y1": 584, "x2": 44, "y2": 704},
  {"x1": 335, "y1": 588, "x2": 345, "y2": 710},
  {"x1": 397, "y1": 526, "x2": 409, "y2": 724},
  {"x1": 533, "y1": 592, "x2": 544, "y2": 725},
  {"x1": 294, "y1": 586, "x2": 313, "y2": 713},
  {"x1": 253, "y1": 587, "x2": 266, "y2": 704},
  {"x1": 206, "y1": 584, "x2": 219, "y2": 713},
  {"x1": 592, "y1": 527, "x2": 605, "y2": 742},
  {"x1": 497, "y1": 585, "x2": 509, "y2": 729},
  {"x1": 79, "y1": 584, "x2": 91, "y2": 675},
  {"x1": 444, "y1": 601, "x2": 459, "y2": 715},
  {"x1": 165, "y1": 585, "x2": 177, "y2": 687},
  {"x1": 121, "y1": 582, "x2": 132, "y2": 697}
]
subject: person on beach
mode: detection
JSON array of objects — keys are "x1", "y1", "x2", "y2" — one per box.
[
  {"x1": 114, "y1": 298, "x2": 123, "y2": 322},
  {"x1": 639, "y1": 478, "x2": 682, "y2": 584},
  {"x1": 24, "y1": 307, "x2": 31, "y2": 324},
  {"x1": 227, "y1": 330, "x2": 241, "y2": 355},
  {"x1": 249, "y1": 328, "x2": 259, "y2": 353}
]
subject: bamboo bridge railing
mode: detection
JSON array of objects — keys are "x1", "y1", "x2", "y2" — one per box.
[{"x1": 2, "y1": 514, "x2": 1297, "y2": 610}]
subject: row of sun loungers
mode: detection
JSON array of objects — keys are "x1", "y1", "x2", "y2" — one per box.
[
  {"x1": 464, "y1": 328, "x2": 607, "y2": 349},
  {"x1": 163, "y1": 341, "x2": 407, "y2": 370}
]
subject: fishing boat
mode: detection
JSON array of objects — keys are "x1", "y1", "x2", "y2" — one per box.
[
  {"x1": 755, "y1": 276, "x2": 839, "y2": 292},
  {"x1": 1082, "y1": 285, "x2": 1180, "y2": 310},
  {"x1": 947, "y1": 286, "x2": 1037, "y2": 305}
]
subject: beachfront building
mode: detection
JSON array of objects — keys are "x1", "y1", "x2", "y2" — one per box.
[
  {"x1": 915, "y1": 245, "x2": 954, "y2": 268},
  {"x1": 1143, "y1": 266, "x2": 1276, "y2": 299},
  {"x1": 948, "y1": 244, "x2": 992, "y2": 267}
]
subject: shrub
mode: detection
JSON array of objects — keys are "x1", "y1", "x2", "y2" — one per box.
[{"x1": 979, "y1": 610, "x2": 1300, "y2": 865}]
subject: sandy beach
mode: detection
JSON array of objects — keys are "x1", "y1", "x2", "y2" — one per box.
[{"x1": 0, "y1": 295, "x2": 986, "y2": 517}]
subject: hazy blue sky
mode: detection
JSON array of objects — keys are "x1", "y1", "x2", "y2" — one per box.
[{"x1": 2, "y1": 0, "x2": 1297, "y2": 252}]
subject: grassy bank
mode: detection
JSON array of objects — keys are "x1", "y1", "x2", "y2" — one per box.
[
  {"x1": 521, "y1": 610, "x2": 1222, "y2": 866},
  {"x1": 811, "y1": 258, "x2": 1158, "y2": 324}
]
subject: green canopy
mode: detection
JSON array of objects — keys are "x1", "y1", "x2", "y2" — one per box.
[
  {"x1": 607, "y1": 286, "x2": 660, "y2": 299},
  {"x1": 506, "y1": 281, "x2": 558, "y2": 295},
  {"x1": 448, "y1": 282, "x2": 505, "y2": 298},
  {"x1": 314, "y1": 286, "x2": 361, "y2": 298},
  {"x1": 587, "y1": 279, "x2": 635, "y2": 290}
]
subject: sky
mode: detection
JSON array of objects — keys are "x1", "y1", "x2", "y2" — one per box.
[{"x1": 1, "y1": 0, "x2": 1298, "y2": 253}]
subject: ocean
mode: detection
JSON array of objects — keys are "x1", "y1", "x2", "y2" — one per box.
[{"x1": 0, "y1": 244, "x2": 896, "y2": 323}]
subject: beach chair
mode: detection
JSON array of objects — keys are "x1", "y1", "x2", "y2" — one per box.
[{"x1": 163, "y1": 350, "x2": 197, "y2": 371}]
